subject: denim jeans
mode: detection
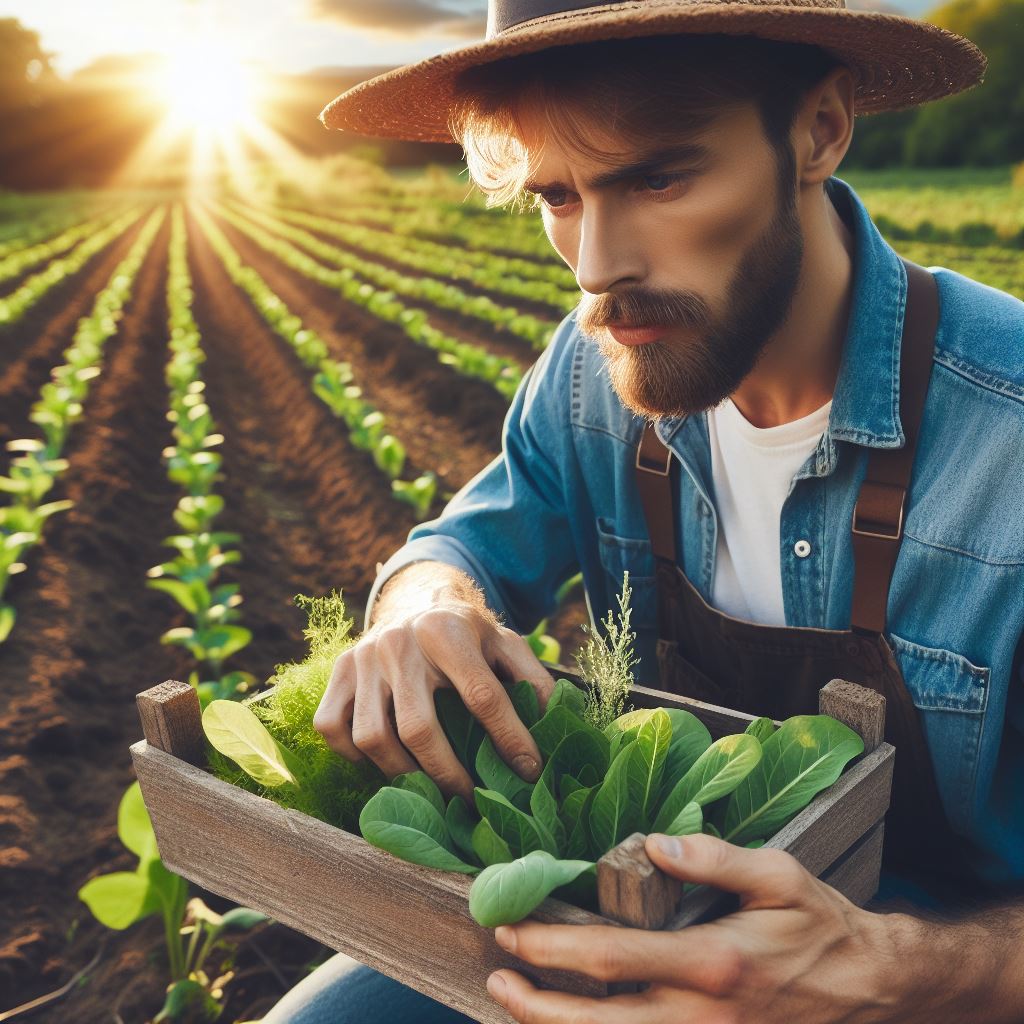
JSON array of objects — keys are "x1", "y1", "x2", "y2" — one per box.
[{"x1": 258, "y1": 952, "x2": 479, "y2": 1024}]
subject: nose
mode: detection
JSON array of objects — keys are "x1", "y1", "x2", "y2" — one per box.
[{"x1": 573, "y1": 205, "x2": 645, "y2": 296}]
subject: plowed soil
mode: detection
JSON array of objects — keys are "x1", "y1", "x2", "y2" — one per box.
[{"x1": 0, "y1": 201, "x2": 587, "y2": 1022}]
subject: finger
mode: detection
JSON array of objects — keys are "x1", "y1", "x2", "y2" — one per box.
[
  {"x1": 418, "y1": 624, "x2": 544, "y2": 784},
  {"x1": 384, "y1": 657, "x2": 476, "y2": 803},
  {"x1": 487, "y1": 969, "x2": 692, "y2": 1024},
  {"x1": 489, "y1": 627, "x2": 557, "y2": 714},
  {"x1": 312, "y1": 650, "x2": 363, "y2": 763},
  {"x1": 350, "y1": 653, "x2": 419, "y2": 780},
  {"x1": 495, "y1": 921, "x2": 744, "y2": 996},
  {"x1": 450, "y1": 654, "x2": 543, "y2": 784},
  {"x1": 646, "y1": 833, "x2": 809, "y2": 909}
]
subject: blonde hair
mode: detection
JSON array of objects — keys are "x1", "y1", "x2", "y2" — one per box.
[{"x1": 447, "y1": 34, "x2": 844, "y2": 212}]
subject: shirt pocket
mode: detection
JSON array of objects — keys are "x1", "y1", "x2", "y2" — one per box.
[
  {"x1": 594, "y1": 517, "x2": 657, "y2": 631},
  {"x1": 887, "y1": 631, "x2": 990, "y2": 835}
]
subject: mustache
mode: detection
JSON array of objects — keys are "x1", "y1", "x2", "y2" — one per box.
[{"x1": 577, "y1": 289, "x2": 710, "y2": 336}]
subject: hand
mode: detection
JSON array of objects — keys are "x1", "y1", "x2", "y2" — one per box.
[
  {"x1": 313, "y1": 604, "x2": 555, "y2": 804},
  {"x1": 486, "y1": 832, "x2": 909, "y2": 1024}
]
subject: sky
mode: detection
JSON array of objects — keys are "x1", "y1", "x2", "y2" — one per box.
[
  {"x1": 7, "y1": 0, "x2": 928, "y2": 79},
  {"x1": 5, "y1": 0, "x2": 490, "y2": 77}
]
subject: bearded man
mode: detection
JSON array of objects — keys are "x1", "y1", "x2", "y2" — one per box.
[{"x1": 264, "y1": 8, "x2": 1024, "y2": 1023}]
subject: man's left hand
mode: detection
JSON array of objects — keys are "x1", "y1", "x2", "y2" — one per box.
[{"x1": 486, "y1": 832, "x2": 919, "y2": 1024}]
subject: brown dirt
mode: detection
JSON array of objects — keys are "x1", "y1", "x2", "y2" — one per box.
[
  {"x1": 0, "y1": 216, "x2": 151, "y2": 453},
  {"x1": 0, "y1": 198, "x2": 589, "y2": 1024}
]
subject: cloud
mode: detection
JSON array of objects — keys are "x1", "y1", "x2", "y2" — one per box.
[{"x1": 307, "y1": 0, "x2": 487, "y2": 37}]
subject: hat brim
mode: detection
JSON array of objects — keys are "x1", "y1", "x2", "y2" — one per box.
[{"x1": 318, "y1": 3, "x2": 986, "y2": 142}]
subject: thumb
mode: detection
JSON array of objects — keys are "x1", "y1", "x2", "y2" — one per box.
[{"x1": 645, "y1": 832, "x2": 807, "y2": 909}]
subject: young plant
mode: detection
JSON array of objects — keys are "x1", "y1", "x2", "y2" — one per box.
[
  {"x1": 78, "y1": 781, "x2": 267, "y2": 1023},
  {"x1": 575, "y1": 570, "x2": 640, "y2": 731}
]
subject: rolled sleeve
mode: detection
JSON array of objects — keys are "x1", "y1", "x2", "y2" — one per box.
[{"x1": 364, "y1": 310, "x2": 582, "y2": 635}]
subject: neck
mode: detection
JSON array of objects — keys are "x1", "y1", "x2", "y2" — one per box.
[{"x1": 729, "y1": 183, "x2": 855, "y2": 429}]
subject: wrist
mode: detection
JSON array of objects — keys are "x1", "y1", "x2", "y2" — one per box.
[
  {"x1": 371, "y1": 562, "x2": 498, "y2": 630},
  {"x1": 878, "y1": 910, "x2": 1012, "y2": 1024}
]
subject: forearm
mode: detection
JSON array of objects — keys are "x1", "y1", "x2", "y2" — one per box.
[
  {"x1": 885, "y1": 898, "x2": 1024, "y2": 1023},
  {"x1": 369, "y1": 561, "x2": 501, "y2": 629}
]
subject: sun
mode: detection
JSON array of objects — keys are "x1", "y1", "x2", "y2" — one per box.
[{"x1": 150, "y1": 42, "x2": 258, "y2": 131}]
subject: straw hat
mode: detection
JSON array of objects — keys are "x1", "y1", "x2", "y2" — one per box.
[{"x1": 318, "y1": 0, "x2": 987, "y2": 142}]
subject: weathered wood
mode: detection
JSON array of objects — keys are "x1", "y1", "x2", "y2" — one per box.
[
  {"x1": 597, "y1": 832, "x2": 683, "y2": 929},
  {"x1": 819, "y1": 679, "x2": 887, "y2": 753},
  {"x1": 130, "y1": 739, "x2": 608, "y2": 1024},
  {"x1": 136, "y1": 680, "x2": 204, "y2": 766},
  {"x1": 820, "y1": 821, "x2": 885, "y2": 907}
]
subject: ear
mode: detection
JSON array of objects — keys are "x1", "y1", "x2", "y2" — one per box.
[{"x1": 794, "y1": 66, "x2": 856, "y2": 187}]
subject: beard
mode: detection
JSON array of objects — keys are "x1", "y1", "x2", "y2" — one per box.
[{"x1": 575, "y1": 173, "x2": 804, "y2": 420}]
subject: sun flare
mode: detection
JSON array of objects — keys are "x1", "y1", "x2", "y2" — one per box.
[{"x1": 150, "y1": 42, "x2": 258, "y2": 131}]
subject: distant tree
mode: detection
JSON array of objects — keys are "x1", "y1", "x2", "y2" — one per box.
[
  {"x1": 846, "y1": 0, "x2": 1023, "y2": 167},
  {"x1": 0, "y1": 18, "x2": 59, "y2": 112}
]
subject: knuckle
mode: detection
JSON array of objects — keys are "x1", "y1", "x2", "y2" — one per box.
[
  {"x1": 461, "y1": 677, "x2": 502, "y2": 719},
  {"x1": 593, "y1": 941, "x2": 627, "y2": 982},
  {"x1": 703, "y1": 945, "x2": 746, "y2": 997},
  {"x1": 396, "y1": 712, "x2": 435, "y2": 751},
  {"x1": 411, "y1": 607, "x2": 462, "y2": 643},
  {"x1": 351, "y1": 721, "x2": 385, "y2": 755}
]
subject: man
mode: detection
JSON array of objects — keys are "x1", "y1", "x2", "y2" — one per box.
[{"x1": 263, "y1": 6, "x2": 1024, "y2": 1023}]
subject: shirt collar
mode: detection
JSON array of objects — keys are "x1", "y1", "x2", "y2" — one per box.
[{"x1": 656, "y1": 174, "x2": 910, "y2": 464}]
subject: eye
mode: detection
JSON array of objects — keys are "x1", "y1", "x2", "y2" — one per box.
[
  {"x1": 536, "y1": 172, "x2": 692, "y2": 216},
  {"x1": 641, "y1": 172, "x2": 689, "y2": 192}
]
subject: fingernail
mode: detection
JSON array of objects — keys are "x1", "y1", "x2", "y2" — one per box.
[
  {"x1": 651, "y1": 834, "x2": 682, "y2": 858},
  {"x1": 487, "y1": 972, "x2": 508, "y2": 1002},
  {"x1": 513, "y1": 754, "x2": 539, "y2": 780},
  {"x1": 494, "y1": 925, "x2": 516, "y2": 952}
]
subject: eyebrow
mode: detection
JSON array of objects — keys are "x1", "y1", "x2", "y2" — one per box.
[{"x1": 523, "y1": 142, "x2": 713, "y2": 193}]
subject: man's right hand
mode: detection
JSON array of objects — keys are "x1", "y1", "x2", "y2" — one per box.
[{"x1": 313, "y1": 568, "x2": 556, "y2": 805}]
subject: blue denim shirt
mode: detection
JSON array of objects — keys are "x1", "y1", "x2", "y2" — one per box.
[{"x1": 367, "y1": 175, "x2": 1024, "y2": 890}]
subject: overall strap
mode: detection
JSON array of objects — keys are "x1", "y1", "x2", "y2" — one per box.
[
  {"x1": 850, "y1": 258, "x2": 938, "y2": 634},
  {"x1": 634, "y1": 257, "x2": 939, "y2": 635}
]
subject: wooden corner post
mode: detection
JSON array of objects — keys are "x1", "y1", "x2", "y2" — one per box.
[
  {"x1": 136, "y1": 679, "x2": 204, "y2": 766},
  {"x1": 818, "y1": 679, "x2": 886, "y2": 753}
]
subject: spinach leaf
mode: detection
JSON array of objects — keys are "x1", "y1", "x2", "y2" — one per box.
[
  {"x1": 202, "y1": 699, "x2": 303, "y2": 787},
  {"x1": 471, "y1": 817, "x2": 512, "y2": 866},
  {"x1": 393, "y1": 771, "x2": 446, "y2": 818},
  {"x1": 722, "y1": 715, "x2": 864, "y2": 846},
  {"x1": 660, "y1": 800, "x2": 703, "y2": 837},
  {"x1": 744, "y1": 716, "x2": 778, "y2": 743},
  {"x1": 546, "y1": 728, "x2": 609, "y2": 782},
  {"x1": 435, "y1": 688, "x2": 486, "y2": 780},
  {"x1": 529, "y1": 704, "x2": 606, "y2": 759},
  {"x1": 626, "y1": 708, "x2": 672, "y2": 823},
  {"x1": 509, "y1": 679, "x2": 540, "y2": 727},
  {"x1": 546, "y1": 677, "x2": 587, "y2": 718},
  {"x1": 588, "y1": 743, "x2": 641, "y2": 854},
  {"x1": 468, "y1": 851, "x2": 596, "y2": 927},
  {"x1": 474, "y1": 788, "x2": 558, "y2": 858},
  {"x1": 660, "y1": 712, "x2": 713, "y2": 798},
  {"x1": 559, "y1": 773, "x2": 585, "y2": 801},
  {"x1": 559, "y1": 785, "x2": 597, "y2": 860},
  {"x1": 530, "y1": 765, "x2": 565, "y2": 855},
  {"x1": 359, "y1": 788, "x2": 478, "y2": 874},
  {"x1": 475, "y1": 736, "x2": 533, "y2": 811},
  {"x1": 446, "y1": 795, "x2": 482, "y2": 865},
  {"x1": 652, "y1": 733, "x2": 763, "y2": 832}
]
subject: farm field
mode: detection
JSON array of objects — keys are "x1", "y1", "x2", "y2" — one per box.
[{"x1": 0, "y1": 164, "x2": 1021, "y2": 1021}]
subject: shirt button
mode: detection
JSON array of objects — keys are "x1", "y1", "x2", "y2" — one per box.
[{"x1": 793, "y1": 539, "x2": 812, "y2": 558}]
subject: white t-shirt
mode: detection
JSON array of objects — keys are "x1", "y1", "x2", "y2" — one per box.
[{"x1": 706, "y1": 396, "x2": 833, "y2": 626}]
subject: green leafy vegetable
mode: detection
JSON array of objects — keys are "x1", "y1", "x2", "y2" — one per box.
[{"x1": 469, "y1": 851, "x2": 595, "y2": 927}]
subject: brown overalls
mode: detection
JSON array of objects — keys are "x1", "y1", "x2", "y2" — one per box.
[{"x1": 635, "y1": 258, "x2": 989, "y2": 906}]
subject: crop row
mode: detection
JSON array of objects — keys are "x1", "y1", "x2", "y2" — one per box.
[
  {"x1": 0, "y1": 205, "x2": 132, "y2": 286},
  {"x1": 222, "y1": 201, "x2": 558, "y2": 350},
  {"x1": 190, "y1": 204, "x2": 440, "y2": 517},
  {"x1": 147, "y1": 205, "x2": 256, "y2": 708},
  {"x1": 242, "y1": 201, "x2": 581, "y2": 311},
  {"x1": 0, "y1": 206, "x2": 166, "y2": 642},
  {"x1": 202, "y1": 203, "x2": 523, "y2": 398},
  {"x1": 0, "y1": 206, "x2": 146, "y2": 326}
]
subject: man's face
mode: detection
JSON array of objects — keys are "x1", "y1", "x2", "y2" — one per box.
[{"x1": 522, "y1": 104, "x2": 805, "y2": 419}]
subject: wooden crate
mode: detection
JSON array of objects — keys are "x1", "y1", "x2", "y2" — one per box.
[{"x1": 131, "y1": 670, "x2": 893, "y2": 1024}]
